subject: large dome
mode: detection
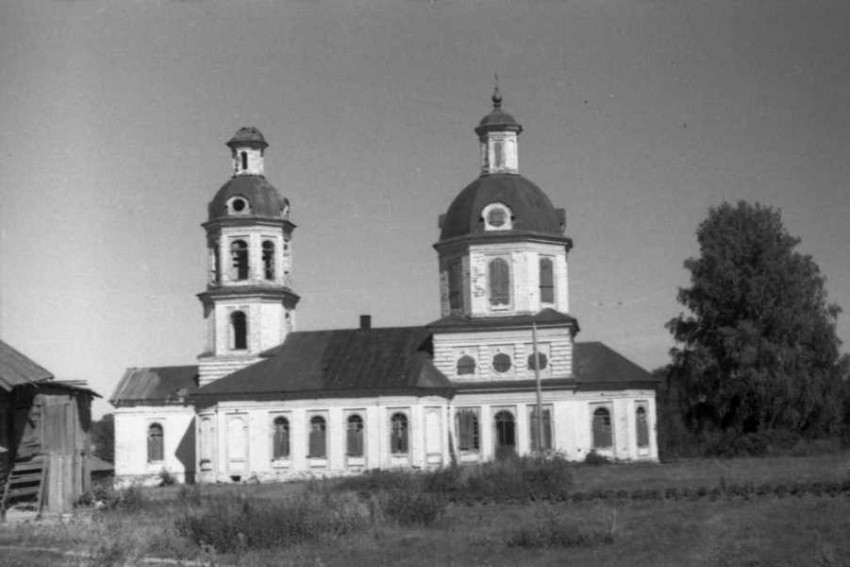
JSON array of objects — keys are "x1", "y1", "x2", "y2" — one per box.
[
  {"x1": 208, "y1": 175, "x2": 289, "y2": 222},
  {"x1": 438, "y1": 173, "x2": 565, "y2": 241}
]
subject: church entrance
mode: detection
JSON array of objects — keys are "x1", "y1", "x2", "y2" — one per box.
[{"x1": 494, "y1": 410, "x2": 516, "y2": 459}]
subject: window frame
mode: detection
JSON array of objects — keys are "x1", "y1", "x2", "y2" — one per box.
[
  {"x1": 539, "y1": 256, "x2": 555, "y2": 305},
  {"x1": 262, "y1": 240, "x2": 275, "y2": 280},
  {"x1": 592, "y1": 405, "x2": 614, "y2": 450},
  {"x1": 346, "y1": 413, "x2": 365, "y2": 458},
  {"x1": 230, "y1": 239, "x2": 249, "y2": 280},
  {"x1": 527, "y1": 405, "x2": 554, "y2": 452},
  {"x1": 308, "y1": 414, "x2": 328, "y2": 460},
  {"x1": 456, "y1": 354, "x2": 476, "y2": 376},
  {"x1": 492, "y1": 352, "x2": 512, "y2": 374},
  {"x1": 147, "y1": 422, "x2": 164, "y2": 464},
  {"x1": 390, "y1": 412, "x2": 409, "y2": 455},
  {"x1": 487, "y1": 257, "x2": 512, "y2": 309},
  {"x1": 447, "y1": 259, "x2": 463, "y2": 311},
  {"x1": 455, "y1": 408, "x2": 480, "y2": 453},
  {"x1": 636, "y1": 403, "x2": 650, "y2": 449},
  {"x1": 230, "y1": 310, "x2": 248, "y2": 351},
  {"x1": 271, "y1": 415, "x2": 290, "y2": 461}
]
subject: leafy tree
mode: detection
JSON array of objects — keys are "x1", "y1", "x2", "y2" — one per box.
[
  {"x1": 667, "y1": 201, "x2": 844, "y2": 439},
  {"x1": 90, "y1": 413, "x2": 114, "y2": 463}
]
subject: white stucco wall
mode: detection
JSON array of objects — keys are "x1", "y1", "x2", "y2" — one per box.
[{"x1": 113, "y1": 405, "x2": 196, "y2": 486}]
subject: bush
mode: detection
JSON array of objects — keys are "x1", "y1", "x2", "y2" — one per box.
[
  {"x1": 176, "y1": 491, "x2": 368, "y2": 552},
  {"x1": 379, "y1": 488, "x2": 446, "y2": 526},
  {"x1": 584, "y1": 451, "x2": 610, "y2": 466},
  {"x1": 506, "y1": 516, "x2": 614, "y2": 549}
]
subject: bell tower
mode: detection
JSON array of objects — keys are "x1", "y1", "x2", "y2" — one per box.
[{"x1": 197, "y1": 127, "x2": 300, "y2": 386}]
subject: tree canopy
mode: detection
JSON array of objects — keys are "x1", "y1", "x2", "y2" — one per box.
[{"x1": 667, "y1": 201, "x2": 845, "y2": 438}]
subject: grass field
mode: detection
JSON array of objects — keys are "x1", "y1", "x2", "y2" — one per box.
[{"x1": 1, "y1": 453, "x2": 848, "y2": 566}]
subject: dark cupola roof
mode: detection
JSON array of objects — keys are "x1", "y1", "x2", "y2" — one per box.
[
  {"x1": 207, "y1": 175, "x2": 289, "y2": 222},
  {"x1": 475, "y1": 85, "x2": 522, "y2": 138},
  {"x1": 438, "y1": 174, "x2": 566, "y2": 241},
  {"x1": 226, "y1": 126, "x2": 268, "y2": 149}
]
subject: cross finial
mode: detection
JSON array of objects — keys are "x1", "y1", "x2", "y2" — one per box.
[{"x1": 492, "y1": 73, "x2": 502, "y2": 108}]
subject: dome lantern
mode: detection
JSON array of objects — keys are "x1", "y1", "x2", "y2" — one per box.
[
  {"x1": 227, "y1": 127, "x2": 268, "y2": 177},
  {"x1": 474, "y1": 84, "x2": 522, "y2": 176}
]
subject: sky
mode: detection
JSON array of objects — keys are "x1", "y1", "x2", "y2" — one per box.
[{"x1": 1, "y1": 0, "x2": 849, "y2": 418}]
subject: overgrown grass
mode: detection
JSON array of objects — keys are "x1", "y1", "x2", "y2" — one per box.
[{"x1": 3, "y1": 452, "x2": 849, "y2": 566}]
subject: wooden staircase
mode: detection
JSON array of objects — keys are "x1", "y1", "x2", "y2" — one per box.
[{"x1": 1, "y1": 456, "x2": 48, "y2": 521}]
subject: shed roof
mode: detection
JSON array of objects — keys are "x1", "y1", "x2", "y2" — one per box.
[
  {"x1": 572, "y1": 342, "x2": 659, "y2": 387},
  {"x1": 110, "y1": 365, "x2": 198, "y2": 406},
  {"x1": 195, "y1": 326, "x2": 453, "y2": 399},
  {"x1": 0, "y1": 340, "x2": 54, "y2": 391}
]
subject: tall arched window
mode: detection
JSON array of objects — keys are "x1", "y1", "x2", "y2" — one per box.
[
  {"x1": 636, "y1": 406, "x2": 649, "y2": 448},
  {"x1": 456, "y1": 409, "x2": 480, "y2": 452},
  {"x1": 448, "y1": 260, "x2": 463, "y2": 310},
  {"x1": 539, "y1": 257, "x2": 554, "y2": 304},
  {"x1": 457, "y1": 355, "x2": 476, "y2": 376},
  {"x1": 147, "y1": 423, "x2": 164, "y2": 463},
  {"x1": 494, "y1": 411, "x2": 516, "y2": 455},
  {"x1": 262, "y1": 240, "x2": 275, "y2": 280},
  {"x1": 309, "y1": 416, "x2": 327, "y2": 458},
  {"x1": 529, "y1": 407, "x2": 552, "y2": 452},
  {"x1": 230, "y1": 311, "x2": 247, "y2": 350},
  {"x1": 592, "y1": 407, "x2": 613, "y2": 449},
  {"x1": 230, "y1": 240, "x2": 249, "y2": 280},
  {"x1": 488, "y1": 258, "x2": 511, "y2": 307},
  {"x1": 241, "y1": 151, "x2": 248, "y2": 171},
  {"x1": 346, "y1": 415, "x2": 364, "y2": 457},
  {"x1": 272, "y1": 416, "x2": 290, "y2": 459},
  {"x1": 390, "y1": 413, "x2": 409, "y2": 454}
]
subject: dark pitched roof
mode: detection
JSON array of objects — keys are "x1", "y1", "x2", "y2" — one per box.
[
  {"x1": 428, "y1": 309, "x2": 579, "y2": 334},
  {"x1": 207, "y1": 175, "x2": 289, "y2": 222},
  {"x1": 226, "y1": 126, "x2": 268, "y2": 148},
  {"x1": 195, "y1": 327, "x2": 453, "y2": 400},
  {"x1": 572, "y1": 342, "x2": 659, "y2": 388},
  {"x1": 0, "y1": 340, "x2": 54, "y2": 391},
  {"x1": 110, "y1": 366, "x2": 198, "y2": 406}
]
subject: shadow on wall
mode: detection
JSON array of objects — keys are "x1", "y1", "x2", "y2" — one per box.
[{"x1": 176, "y1": 418, "x2": 196, "y2": 484}]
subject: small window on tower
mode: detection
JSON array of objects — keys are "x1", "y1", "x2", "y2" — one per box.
[
  {"x1": 262, "y1": 241, "x2": 275, "y2": 280},
  {"x1": 241, "y1": 152, "x2": 248, "y2": 171},
  {"x1": 448, "y1": 260, "x2": 463, "y2": 310},
  {"x1": 230, "y1": 311, "x2": 247, "y2": 350},
  {"x1": 482, "y1": 203, "x2": 512, "y2": 231},
  {"x1": 539, "y1": 257, "x2": 555, "y2": 304},
  {"x1": 231, "y1": 240, "x2": 249, "y2": 280}
]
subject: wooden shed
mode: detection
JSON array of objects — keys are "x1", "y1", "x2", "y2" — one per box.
[{"x1": 0, "y1": 340, "x2": 99, "y2": 519}]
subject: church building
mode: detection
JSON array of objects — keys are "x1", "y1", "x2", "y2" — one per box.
[{"x1": 110, "y1": 91, "x2": 659, "y2": 484}]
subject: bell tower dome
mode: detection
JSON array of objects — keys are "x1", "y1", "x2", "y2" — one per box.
[{"x1": 197, "y1": 127, "x2": 300, "y2": 386}]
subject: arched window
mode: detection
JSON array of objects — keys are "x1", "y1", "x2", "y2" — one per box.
[
  {"x1": 636, "y1": 406, "x2": 649, "y2": 448},
  {"x1": 493, "y1": 140, "x2": 504, "y2": 170},
  {"x1": 457, "y1": 355, "x2": 476, "y2": 376},
  {"x1": 492, "y1": 353, "x2": 512, "y2": 373},
  {"x1": 211, "y1": 244, "x2": 221, "y2": 283},
  {"x1": 262, "y1": 240, "x2": 275, "y2": 280},
  {"x1": 539, "y1": 257, "x2": 554, "y2": 304},
  {"x1": 308, "y1": 416, "x2": 326, "y2": 458},
  {"x1": 147, "y1": 423, "x2": 164, "y2": 463},
  {"x1": 230, "y1": 311, "x2": 247, "y2": 350},
  {"x1": 592, "y1": 407, "x2": 613, "y2": 449},
  {"x1": 230, "y1": 240, "x2": 249, "y2": 280},
  {"x1": 241, "y1": 151, "x2": 248, "y2": 171},
  {"x1": 272, "y1": 416, "x2": 290, "y2": 459},
  {"x1": 529, "y1": 407, "x2": 552, "y2": 452},
  {"x1": 494, "y1": 411, "x2": 516, "y2": 455},
  {"x1": 448, "y1": 260, "x2": 463, "y2": 310},
  {"x1": 488, "y1": 258, "x2": 510, "y2": 307},
  {"x1": 390, "y1": 413, "x2": 408, "y2": 454},
  {"x1": 527, "y1": 352, "x2": 548, "y2": 371},
  {"x1": 346, "y1": 415, "x2": 364, "y2": 457},
  {"x1": 456, "y1": 409, "x2": 479, "y2": 452}
]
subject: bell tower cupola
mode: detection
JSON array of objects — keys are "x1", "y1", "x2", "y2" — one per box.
[
  {"x1": 227, "y1": 127, "x2": 267, "y2": 177},
  {"x1": 197, "y1": 127, "x2": 299, "y2": 386},
  {"x1": 475, "y1": 82, "x2": 522, "y2": 176}
]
